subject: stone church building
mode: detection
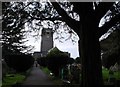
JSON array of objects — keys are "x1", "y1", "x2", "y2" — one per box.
[{"x1": 33, "y1": 28, "x2": 53, "y2": 59}]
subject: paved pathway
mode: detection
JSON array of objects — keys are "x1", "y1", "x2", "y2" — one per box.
[{"x1": 21, "y1": 66, "x2": 54, "y2": 85}]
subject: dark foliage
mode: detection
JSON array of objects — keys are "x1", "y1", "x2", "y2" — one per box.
[
  {"x1": 37, "y1": 57, "x2": 48, "y2": 67},
  {"x1": 67, "y1": 58, "x2": 75, "y2": 64},
  {"x1": 102, "y1": 52, "x2": 120, "y2": 69},
  {"x1": 2, "y1": 2, "x2": 33, "y2": 59},
  {"x1": 101, "y1": 29, "x2": 120, "y2": 69},
  {"x1": 46, "y1": 47, "x2": 70, "y2": 77},
  {"x1": 75, "y1": 57, "x2": 81, "y2": 64},
  {"x1": 4, "y1": 54, "x2": 34, "y2": 72}
]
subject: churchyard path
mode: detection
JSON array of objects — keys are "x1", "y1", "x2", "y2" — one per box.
[{"x1": 21, "y1": 66, "x2": 54, "y2": 86}]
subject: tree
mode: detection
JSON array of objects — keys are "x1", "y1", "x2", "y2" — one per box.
[
  {"x1": 46, "y1": 47, "x2": 70, "y2": 77},
  {"x1": 2, "y1": 2, "x2": 33, "y2": 58},
  {"x1": 75, "y1": 57, "x2": 81, "y2": 64},
  {"x1": 4, "y1": 53, "x2": 34, "y2": 72},
  {"x1": 2, "y1": 1, "x2": 120, "y2": 86},
  {"x1": 67, "y1": 58, "x2": 75, "y2": 64},
  {"x1": 37, "y1": 57, "x2": 48, "y2": 67},
  {"x1": 50, "y1": 1, "x2": 120, "y2": 86}
]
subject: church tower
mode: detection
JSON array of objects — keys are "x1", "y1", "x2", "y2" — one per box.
[{"x1": 40, "y1": 28, "x2": 53, "y2": 57}]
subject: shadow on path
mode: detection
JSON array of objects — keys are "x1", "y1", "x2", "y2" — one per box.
[{"x1": 21, "y1": 66, "x2": 54, "y2": 86}]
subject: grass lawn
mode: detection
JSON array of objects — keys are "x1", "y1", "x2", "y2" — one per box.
[
  {"x1": 41, "y1": 66, "x2": 120, "y2": 85},
  {"x1": 114, "y1": 71, "x2": 120, "y2": 80},
  {"x1": 102, "y1": 68, "x2": 120, "y2": 83},
  {"x1": 41, "y1": 67, "x2": 51, "y2": 75},
  {"x1": 2, "y1": 73, "x2": 25, "y2": 86},
  {"x1": 102, "y1": 68, "x2": 109, "y2": 81}
]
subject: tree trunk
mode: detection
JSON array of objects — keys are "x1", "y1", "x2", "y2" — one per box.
[
  {"x1": 51, "y1": 2, "x2": 104, "y2": 86},
  {"x1": 78, "y1": 10, "x2": 103, "y2": 87}
]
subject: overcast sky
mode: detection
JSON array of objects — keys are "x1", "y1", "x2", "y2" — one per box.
[
  {"x1": 24, "y1": 16, "x2": 108, "y2": 59},
  {"x1": 24, "y1": 29, "x2": 80, "y2": 59}
]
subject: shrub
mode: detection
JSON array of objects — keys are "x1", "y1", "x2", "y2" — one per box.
[
  {"x1": 37, "y1": 57, "x2": 48, "y2": 67},
  {"x1": 4, "y1": 54, "x2": 34, "y2": 72},
  {"x1": 46, "y1": 47, "x2": 69, "y2": 77}
]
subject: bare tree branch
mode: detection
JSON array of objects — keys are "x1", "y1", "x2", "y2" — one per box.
[
  {"x1": 71, "y1": 2, "x2": 94, "y2": 16},
  {"x1": 50, "y1": 0, "x2": 80, "y2": 33},
  {"x1": 95, "y1": 2, "x2": 114, "y2": 22},
  {"x1": 98, "y1": 13, "x2": 120, "y2": 38}
]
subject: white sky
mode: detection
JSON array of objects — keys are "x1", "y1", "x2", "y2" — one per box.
[
  {"x1": 24, "y1": 30, "x2": 80, "y2": 59},
  {"x1": 54, "y1": 38, "x2": 80, "y2": 58},
  {"x1": 24, "y1": 17, "x2": 108, "y2": 59},
  {"x1": 23, "y1": 18, "x2": 80, "y2": 59}
]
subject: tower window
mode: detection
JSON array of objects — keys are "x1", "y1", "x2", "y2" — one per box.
[
  {"x1": 46, "y1": 32, "x2": 49, "y2": 34},
  {"x1": 46, "y1": 30, "x2": 50, "y2": 34}
]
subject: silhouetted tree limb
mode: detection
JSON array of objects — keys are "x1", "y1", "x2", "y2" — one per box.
[
  {"x1": 50, "y1": 1, "x2": 80, "y2": 33},
  {"x1": 95, "y1": 2, "x2": 114, "y2": 22},
  {"x1": 98, "y1": 13, "x2": 120, "y2": 38}
]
